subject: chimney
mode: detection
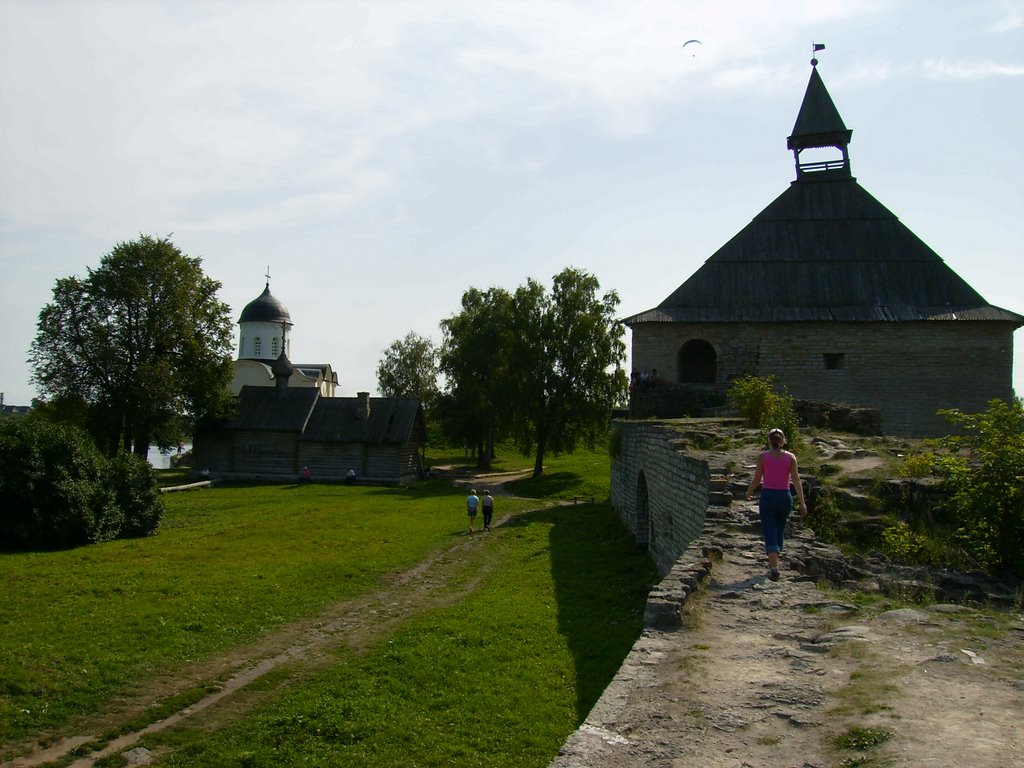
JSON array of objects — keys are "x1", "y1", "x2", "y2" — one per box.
[{"x1": 356, "y1": 391, "x2": 371, "y2": 420}]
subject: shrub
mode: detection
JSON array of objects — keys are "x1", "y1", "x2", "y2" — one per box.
[
  {"x1": 0, "y1": 419, "x2": 162, "y2": 550},
  {"x1": 728, "y1": 375, "x2": 801, "y2": 448},
  {"x1": 934, "y1": 398, "x2": 1024, "y2": 578},
  {"x1": 728, "y1": 374, "x2": 775, "y2": 425},
  {"x1": 806, "y1": 486, "x2": 842, "y2": 543},
  {"x1": 108, "y1": 452, "x2": 163, "y2": 538},
  {"x1": 899, "y1": 452, "x2": 935, "y2": 478},
  {"x1": 880, "y1": 520, "x2": 926, "y2": 562}
]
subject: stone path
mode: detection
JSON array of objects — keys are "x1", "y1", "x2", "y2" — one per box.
[{"x1": 551, "y1": 504, "x2": 1024, "y2": 768}]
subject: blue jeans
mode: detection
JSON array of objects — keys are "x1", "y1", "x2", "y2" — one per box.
[{"x1": 759, "y1": 489, "x2": 792, "y2": 554}]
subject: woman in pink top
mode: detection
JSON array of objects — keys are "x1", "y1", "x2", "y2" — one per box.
[{"x1": 745, "y1": 428, "x2": 808, "y2": 581}]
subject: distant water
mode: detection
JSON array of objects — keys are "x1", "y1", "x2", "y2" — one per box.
[{"x1": 147, "y1": 443, "x2": 192, "y2": 469}]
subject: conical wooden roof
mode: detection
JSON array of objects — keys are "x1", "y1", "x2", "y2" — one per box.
[
  {"x1": 625, "y1": 68, "x2": 1023, "y2": 327},
  {"x1": 787, "y1": 65, "x2": 852, "y2": 151}
]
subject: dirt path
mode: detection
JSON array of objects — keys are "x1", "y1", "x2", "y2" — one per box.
[{"x1": 552, "y1": 511, "x2": 1024, "y2": 768}]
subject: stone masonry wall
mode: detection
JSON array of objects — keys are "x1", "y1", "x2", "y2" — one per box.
[
  {"x1": 611, "y1": 421, "x2": 710, "y2": 575},
  {"x1": 631, "y1": 320, "x2": 1016, "y2": 437}
]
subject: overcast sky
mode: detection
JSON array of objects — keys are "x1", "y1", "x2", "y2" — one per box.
[{"x1": 2, "y1": 0, "x2": 1022, "y2": 408}]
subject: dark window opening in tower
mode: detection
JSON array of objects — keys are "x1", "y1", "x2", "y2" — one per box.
[
  {"x1": 824, "y1": 352, "x2": 845, "y2": 370},
  {"x1": 678, "y1": 340, "x2": 717, "y2": 384}
]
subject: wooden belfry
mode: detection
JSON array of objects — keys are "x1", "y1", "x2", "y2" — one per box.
[{"x1": 787, "y1": 47, "x2": 853, "y2": 179}]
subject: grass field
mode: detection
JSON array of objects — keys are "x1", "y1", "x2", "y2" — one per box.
[{"x1": 0, "y1": 442, "x2": 656, "y2": 767}]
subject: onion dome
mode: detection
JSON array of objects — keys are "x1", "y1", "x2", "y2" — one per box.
[
  {"x1": 272, "y1": 349, "x2": 294, "y2": 379},
  {"x1": 239, "y1": 283, "x2": 291, "y2": 324}
]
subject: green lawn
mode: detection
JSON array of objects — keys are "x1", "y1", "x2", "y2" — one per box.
[
  {"x1": 0, "y1": 443, "x2": 655, "y2": 767},
  {"x1": 428, "y1": 439, "x2": 613, "y2": 503}
]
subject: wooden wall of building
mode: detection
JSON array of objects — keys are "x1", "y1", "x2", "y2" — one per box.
[{"x1": 233, "y1": 430, "x2": 298, "y2": 475}]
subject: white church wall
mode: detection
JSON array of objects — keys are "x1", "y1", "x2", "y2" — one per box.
[
  {"x1": 230, "y1": 361, "x2": 273, "y2": 395},
  {"x1": 238, "y1": 320, "x2": 292, "y2": 361}
]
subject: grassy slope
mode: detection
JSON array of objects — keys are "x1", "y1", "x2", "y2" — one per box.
[
  {"x1": 1, "y1": 480, "x2": 484, "y2": 741},
  {"x1": 156, "y1": 503, "x2": 652, "y2": 768},
  {"x1": 1, "y1": 442, "x2": 655, "y2": 767}
]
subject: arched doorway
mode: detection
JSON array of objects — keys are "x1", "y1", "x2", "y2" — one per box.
[
  {"x1": 678, "y1": 339, "x2": 717, "y2": 384},
  {"x1": 635, "y1": 471, "x2": 650, "y2": 547}
]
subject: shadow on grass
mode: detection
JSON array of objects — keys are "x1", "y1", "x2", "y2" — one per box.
[
  {"x1": 506, "y1": 471, "x2": 585, "y2": 499},
  {"x1": 201, "y1": 478, "x2": 464, "y2": 501},
  {"x1": 510, "y1": 503, "x2": 657, "y2": 721}
]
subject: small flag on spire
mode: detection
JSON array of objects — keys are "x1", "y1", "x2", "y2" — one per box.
[{"x1": 813, "y1": 43, "x2": 825, "y2": 52}]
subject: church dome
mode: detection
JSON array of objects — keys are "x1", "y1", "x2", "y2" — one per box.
[{"x1": 239, "y1": 284, "x2": 291, "y2": 324}]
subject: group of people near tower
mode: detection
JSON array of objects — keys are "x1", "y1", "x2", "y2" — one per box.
[{"x1": 628, "y1": 368, "x2": 658, "y2": 395}]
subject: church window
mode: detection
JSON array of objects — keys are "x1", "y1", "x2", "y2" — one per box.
[
  {"x1": 824, "y1": 353, "x2": 845, "y2": 370},
  {"x1": 254, "y1": 337, "x2": 262, "y2": 356},
  {"x1": 272, "y1": 337, "x2": 279, "y2": 356}
]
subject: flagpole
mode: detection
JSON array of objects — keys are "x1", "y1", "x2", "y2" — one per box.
[{"x1": 811, "y1": 42, "x2": 825, "y2": 66}]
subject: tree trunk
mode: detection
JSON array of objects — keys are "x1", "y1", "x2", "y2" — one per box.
[
  {"x1": 533, "y1": 428, "x2": 547, "y2": 477},
  {"x1": 132, "y1": 420, "x2": 150, "y2": 458},
  {"x1": 476, "y1": 433, "x2": 491, "y2": 470}
]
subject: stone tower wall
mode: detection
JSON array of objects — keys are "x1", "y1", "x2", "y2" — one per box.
[{"x1": 631, "y1": 320, "x2": 1016, "y2": 436}]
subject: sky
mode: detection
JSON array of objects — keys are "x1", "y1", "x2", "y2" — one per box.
[{"x1": 2, "y1": 0, "x2": 1022, "y2": 408}]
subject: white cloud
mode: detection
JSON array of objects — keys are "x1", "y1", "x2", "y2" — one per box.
[
  {"x1": 924, "y1": 58, "x2": 1024, "y2": 79},
  {"x1": 989, "y1": 1, "x2": 1024, "y2": 33},
  {"x1": 2, "y1": 0, "x2": 890, "y2": 234}
]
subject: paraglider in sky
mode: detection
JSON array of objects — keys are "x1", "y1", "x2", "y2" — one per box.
[{"x1": 683, "y1": 39, "x2": 702, "y2": 57}]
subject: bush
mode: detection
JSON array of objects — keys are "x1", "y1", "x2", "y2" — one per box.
[
  {"x1": 728, "y1": 374, "x2": 775, "y2": 425},
  {"x1": 806, "y1": 486, "x2": 842, "y2": 543},
  {"x1": 899, "y1": 452, "x2": 936, "y2": 478},
  {"x1": 880, "y1": 520, "x2": 926, "y2": 562},
  {"x1": 728, "y1": 375, "x2": 801, "y2": 448},
  {"x1": 108, "y1": 452, "x2": 163, "y2": 538},
  {"x1": 934, "y1": 398, "x2": 1024, "y2": 578},
  {"x1": 0, "y1": 419, "x2": 163, "y2": 550}
]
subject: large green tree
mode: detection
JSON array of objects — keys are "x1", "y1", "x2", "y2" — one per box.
[
  {"x1": 29, "y1": 235, "x2": 234, "y2": 457},
  {"x1": 440, "y1": 268, "x2": 626, "y2": 476},
  {"x1": 439, "y1": 287, "x2": 517, "y2": 469},
  {"x1": 376, "y1": 331, "x2": 440, "y2": 412},
  {"x1": 508, "y1": 268, "x2": 626, "y2": 477}
]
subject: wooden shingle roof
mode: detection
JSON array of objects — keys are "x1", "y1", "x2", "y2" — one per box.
[
  {"x1": 226, "y1": 387, "x2": 424, "y2": 445},
  {"x1": 228, "y1": 387, "x2": 318, "y2": 431},
  {"x1": 302, "y1": 397, "x2": 424, "y2": 444}
]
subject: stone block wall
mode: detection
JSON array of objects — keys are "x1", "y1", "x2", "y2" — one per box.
[
  {"x1": 611, "y1": 421, "x2": 710, "y2": 575},
  {"x1": 631, "y1": 320, "x2": 1017, "y2": 437}
]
